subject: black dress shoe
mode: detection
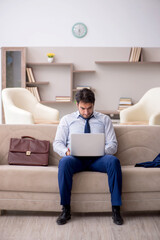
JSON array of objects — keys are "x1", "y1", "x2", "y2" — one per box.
[
  {"x1": 56, "y1": 206, "x2": 71, "y2": 225},
  {"x1": 112, "y1": 206, "x2": 124, "y2": 225}
]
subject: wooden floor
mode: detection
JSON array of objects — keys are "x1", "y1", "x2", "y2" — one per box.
[{"x1": 0, "y1": 211, "x2": 160, "y2": 240}]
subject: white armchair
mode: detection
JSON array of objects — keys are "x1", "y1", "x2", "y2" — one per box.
[
  {"x1": 120, "y1": 87, "x2": 160, "y2": 125},
  {"x1": 2, "y1": 88, "x2": 59, "y2": 124}
]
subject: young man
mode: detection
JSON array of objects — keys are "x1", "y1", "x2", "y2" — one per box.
[{"x1": 53, "y1": 88, "x2": 123, "y2": 225}]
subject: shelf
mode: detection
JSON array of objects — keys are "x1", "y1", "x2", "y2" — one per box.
[
  {"x1": 26, "y1": 81, "x2": 49, "y2": 86},
  {"x1": 96, "y1": 110, "x2": 119, "y2": 115},
  {"x1": 73, "y1": 70, "x2": 96, "y2": 73},
  {"x1": 96, "y1": 110, "x2": 120, "y2": 120},
  {"x1": 95, "y1": 61, "x2": 160, "y2": 64},
  {"x1": 95, "y1": 61, "x2": 129, "y2": 64},
  {"x1": 73, "y1": 89, "x2": 81, "y2": 92},
  {"x1": 112, "y1": 119, "x2": 120, "y2": 125},
  {"x1": 41, "y1": 100, "x2": 72, "y2": 104},
  {"x1": 27, "y1": 62, "x2": 73, "y2": 66},
  {"x1": 26, "y1": 62, "x2": 73, "y2": 104},
  {"x1": 73, "y1": 88, "x2": 95, "y2": 92}
]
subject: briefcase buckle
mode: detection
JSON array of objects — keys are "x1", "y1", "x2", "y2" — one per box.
[{"x1": 26, "y1": 151, "x2": 31, "y2": 156}]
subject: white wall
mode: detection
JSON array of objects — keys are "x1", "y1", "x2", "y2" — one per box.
[
  {"x1": 0, "y1": 0, "x2": 160, "y2": 47},
  {"x1": 1, "y1": 0, "x2": 160, "y2": 121}
]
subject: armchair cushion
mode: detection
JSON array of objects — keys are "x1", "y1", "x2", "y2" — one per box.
[
  {"x1": 120, "y1": 88, "x2": 160, "y2": 125},
  {"x1": 2, "y1": 88, "x2": 59, "y2": 124}
]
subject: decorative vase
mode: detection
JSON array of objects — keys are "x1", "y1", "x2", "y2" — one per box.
[{"x1": 48, "y1": 57, "x2": 54, "y2": 63}]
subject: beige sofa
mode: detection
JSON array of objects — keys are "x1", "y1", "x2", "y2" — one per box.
[{"x1": 0, "y1": 124, "x2": 160, "y2": 215}]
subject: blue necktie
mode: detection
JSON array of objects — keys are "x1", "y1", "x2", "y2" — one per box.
[
  {"x1": 80, "y1": 115, "x2": 93, "y2": 133},
  {"x1": 84, "y1": 118, "x2": 91, "y2": 133}
]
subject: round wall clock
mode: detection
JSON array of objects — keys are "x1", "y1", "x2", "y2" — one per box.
[{"x1": 72, "y1": 23, "x2": 87, "y2": 38}]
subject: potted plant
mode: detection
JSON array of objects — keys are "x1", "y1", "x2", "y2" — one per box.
[{"x1": 47, "y1": 53, "x2": 55, "y2": 63}]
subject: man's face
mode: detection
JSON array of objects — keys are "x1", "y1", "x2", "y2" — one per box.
[{"x1": 77, "y1": 101, "x2": 94, "y2": 119}]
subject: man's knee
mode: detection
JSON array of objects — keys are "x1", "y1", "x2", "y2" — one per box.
[
  {"x1": 58, "y1": 156, "x2": 72, "y2": 169},
  {"x1": 104, "y1": 155, "x2": 121, "y2": 169},
  {"x1": 58, "y1": 156, "x2": 82, "y2": 177}
]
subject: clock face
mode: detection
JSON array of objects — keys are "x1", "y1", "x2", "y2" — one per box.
[{"x1": 72, "y1": 23, "x2": 87, "y2": 38}]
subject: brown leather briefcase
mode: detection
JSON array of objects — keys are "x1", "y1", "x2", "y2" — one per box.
[{"x1": 8, "y1": 136, "x2": 50, "y2": 166}]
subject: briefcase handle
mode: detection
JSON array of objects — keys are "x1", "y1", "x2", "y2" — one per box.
[{"x1": 21, "y1": 136, "x2": 35, "y2": 140}]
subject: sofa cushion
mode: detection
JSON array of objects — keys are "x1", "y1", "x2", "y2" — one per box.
[
  {"x1": 73, "y1": 166, "x2": 160, "y2": 193},
  {"x1": 0, "y1": 165, "x2": 160, "y2": 194},
  {"x1": 122, "y1": 166, "x2": 160, "y2": 192},
  {"x1": 0, "y1": 165, "x2": 59, "y2": 193},
  {"x1": 0, "y1": 165, "x2": 109, "y2": 194}
]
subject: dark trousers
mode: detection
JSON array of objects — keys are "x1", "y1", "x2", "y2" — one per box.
[{"x1": 58, "y1": 155, "x2": 122, "y2": 206}]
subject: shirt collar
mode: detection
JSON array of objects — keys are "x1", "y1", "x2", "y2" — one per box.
[{"x1": 76, "y1": 111, "x2": 96, "y2": 119}]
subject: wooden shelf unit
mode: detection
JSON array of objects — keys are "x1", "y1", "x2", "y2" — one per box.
[
  {"x1": 26, "y1": 62, "x2": 96, "y2": 103},
  {"x1": 26, "y1": 62, "x2": 74, "y2": 103}
]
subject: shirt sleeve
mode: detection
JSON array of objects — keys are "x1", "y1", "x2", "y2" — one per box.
[
  {"x1": 53, "y1": 116, "x2": 69, "y2": 157},
  {"x1": 104, "y1": 116, "x2": 118, "y2": 155}
]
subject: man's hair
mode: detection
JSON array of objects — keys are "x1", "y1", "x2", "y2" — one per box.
[{"x1": 75, "y1": 88, "x2": 95, "y2": 104}]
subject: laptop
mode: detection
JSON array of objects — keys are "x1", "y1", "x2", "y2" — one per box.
[{"x1": 70, "y1": 133, "x2": 105, "y2": 157}]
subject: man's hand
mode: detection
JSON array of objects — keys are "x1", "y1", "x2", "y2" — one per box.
[{"x1": 66, "y1": 148, "x2": 70, "y2": 156}]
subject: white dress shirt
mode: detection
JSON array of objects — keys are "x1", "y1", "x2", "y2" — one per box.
[{"x1": 53, "y1": 111, "x2": 118, "y2": 157}]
